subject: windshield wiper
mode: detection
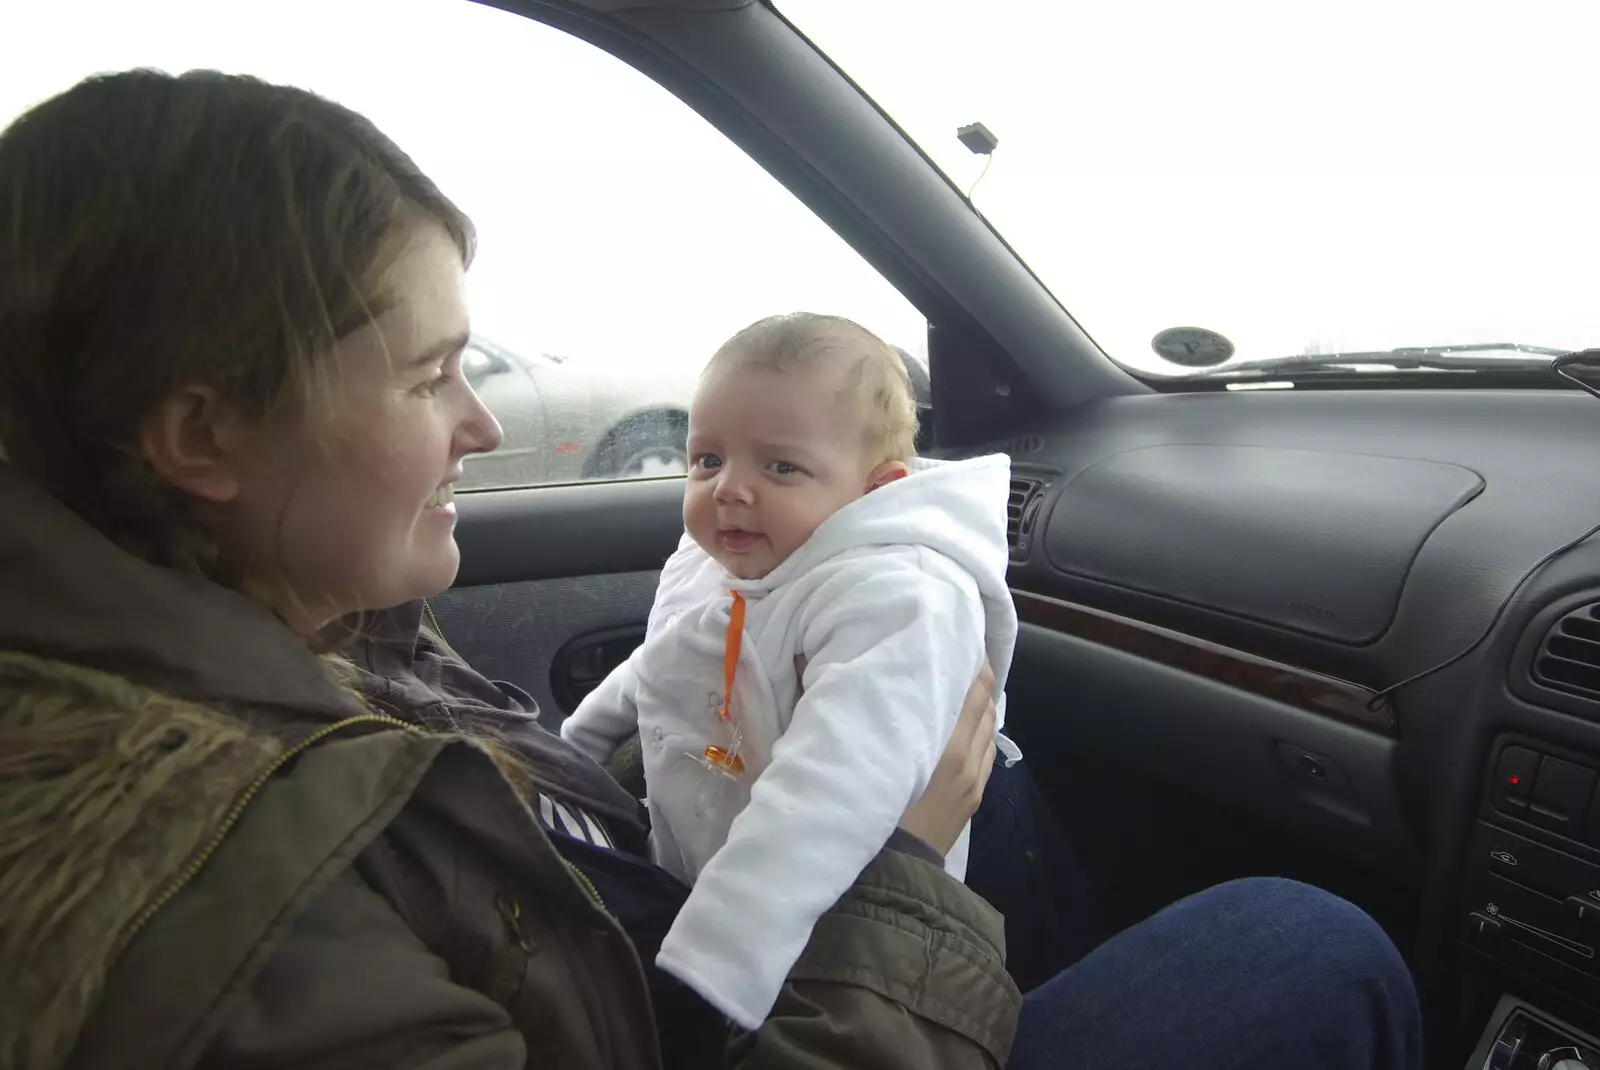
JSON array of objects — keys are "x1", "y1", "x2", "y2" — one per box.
[{"x1": 1174, "y1": 342, "x2": 1575, "y2": 379}]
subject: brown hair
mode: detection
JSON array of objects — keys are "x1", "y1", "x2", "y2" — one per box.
[
  {"x1": 702, "y1": 312, "x2": 919, "y2": 463},
  {"x1": 0, "y1": 71, "x2": 549, "y2": 794},
  {"x1": 0, "y1": 68, "x2": 474, "y2": 589}
]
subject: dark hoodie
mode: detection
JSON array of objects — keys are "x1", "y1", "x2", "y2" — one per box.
[
  {"x1": 0, "y1": 462, "x2": 1021, "y2": 1070},
  {"x1": 349, "y1": 602, "x2": 650, "y2": 849}
]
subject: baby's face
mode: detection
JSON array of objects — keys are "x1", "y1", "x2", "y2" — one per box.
[{"x1": 684, "y1": 362, "x2": 899, "y2": 580}]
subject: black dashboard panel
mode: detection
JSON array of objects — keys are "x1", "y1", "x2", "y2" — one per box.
[
  {"x1": 1043, "y1": 443, "x2": 1484, "y2": 644},
  {"x1": 998, "y1": 388, "x2": 1600, "y2": 695},
  {"x1": 980, "y1": 384, "x2": 1600, "y2": 1040}
]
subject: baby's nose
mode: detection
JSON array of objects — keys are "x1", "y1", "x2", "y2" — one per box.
[
  {"x1": 720, "y1": 479, "x2": 755, "y2": 505},
  {"x1": 714, "y1": 471, "x2": 755, "y2": 503}
]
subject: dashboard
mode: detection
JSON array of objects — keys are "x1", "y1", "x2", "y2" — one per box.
[
  {"x1": 971, "y1": 386, "x2": 1600, "y2": 1039},
  {"x1": 448, "y1": 379, "x2": 1600, "y2": 1052}
]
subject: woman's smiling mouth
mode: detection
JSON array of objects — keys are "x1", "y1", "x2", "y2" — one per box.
[{"x1": 423, "y1": 482, "x2": 457, "y2": 512}]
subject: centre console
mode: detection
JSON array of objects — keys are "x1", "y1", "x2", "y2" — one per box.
[
  {"x1": 1468, "y1": 996, "x2": 1600, "y2": 1070},
  {"x1": 1460, "y1": 736, "x2": 1600, "y2": 1008}
]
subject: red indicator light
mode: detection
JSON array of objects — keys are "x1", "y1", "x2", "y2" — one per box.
[{"x1": 1508, "y1": 776, "x2": 1521, "y2": 785}]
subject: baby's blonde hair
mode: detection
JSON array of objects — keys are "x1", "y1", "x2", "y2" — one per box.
[{"x1": 703, "y1": 312, "x2": 918, "y2": 463}]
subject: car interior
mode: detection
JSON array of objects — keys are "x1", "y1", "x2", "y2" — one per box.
[
  {"x1": 26, "y1": 0, "x2": 1592, "y2": 1064},
  {"x1": 407, "y1": 1, "x2": 1600, "y2": 1064}
]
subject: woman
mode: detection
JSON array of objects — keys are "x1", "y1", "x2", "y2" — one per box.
[{"x1": 0, "y1": 70, "x2": 1422, "y2": 1070}]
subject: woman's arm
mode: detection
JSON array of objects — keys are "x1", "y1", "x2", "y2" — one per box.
[
  {"x1": 197, "y1": 867, "x2": 526, "y2": 1070},
  {"x1": 190, "y1": 655, "x2": 1011, "y2": 1070},
  {"x1": 728, "y1": 847, "x2": 1020, "y2": 1069},
  {"x1": 197, "y1": 843, "x2": 1017, "y2": 1070}
]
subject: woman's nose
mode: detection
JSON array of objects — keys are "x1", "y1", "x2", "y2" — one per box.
[{"x1": 459, "y1": 387, "x2": 503, "y2": 456}]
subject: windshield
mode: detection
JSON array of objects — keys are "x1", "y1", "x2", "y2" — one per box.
[{"x1": 779, "y1": 0, "x2": 1600, "y2": 377}]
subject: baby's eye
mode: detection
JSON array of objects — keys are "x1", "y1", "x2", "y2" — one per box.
[
  {"x1": 770, "y1": 460, "x2": 802, "y2": 476},
  {"x1": 692, "y1": 453, "x2": 723, "y2": 471}
]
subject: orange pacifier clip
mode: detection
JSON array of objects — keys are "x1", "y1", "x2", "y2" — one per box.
[{"x1": 700, "y1": 590, "x2": 747, "y2": 777}]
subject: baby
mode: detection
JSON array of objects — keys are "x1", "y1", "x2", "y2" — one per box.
[{"x1": 561, "y1": 312, "x2": 1019, "y2": 1028}]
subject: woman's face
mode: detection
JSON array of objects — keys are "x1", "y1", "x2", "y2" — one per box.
[{"x1": 218, "y1": 223, "x2": 502, "y2": 631}]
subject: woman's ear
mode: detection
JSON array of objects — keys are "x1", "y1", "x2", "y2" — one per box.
[
  {"x1": 137, "y1": 386, "x2": 248, "y2": 503},
  {"x1": 865, "y1": 459, "x2": 909, "y2": 492}
]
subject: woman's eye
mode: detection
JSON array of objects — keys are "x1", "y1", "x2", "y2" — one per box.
[{"x1": 416, "y1": 371, "x2": 454, "y2": 397}]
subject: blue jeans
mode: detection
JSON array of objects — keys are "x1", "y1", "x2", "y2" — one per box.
[
  {"x1": 967, "y1": 759, "x2": 1112, "y2": 991},
  {"x1": 1008, "y1": 876, "x2": 1424, "y2": 1070}
]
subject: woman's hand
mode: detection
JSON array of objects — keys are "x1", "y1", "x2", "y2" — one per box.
[{"x1": 897, "y1": 660, "x2": 997, "y2": 856}]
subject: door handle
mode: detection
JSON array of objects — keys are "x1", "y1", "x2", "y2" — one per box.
[{"x1": 552, "y1": 625, "x2": 646, "y2": 712}]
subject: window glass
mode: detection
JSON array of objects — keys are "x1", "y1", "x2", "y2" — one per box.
[
  {"x1": 2, "y1": 0, "x2": 928, "y2": 487},
  {"x1": 782, "y1": 0, "x2": 1600, "y2": 376}
]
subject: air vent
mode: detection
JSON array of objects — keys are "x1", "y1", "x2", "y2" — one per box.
[
  {"x1": 1534, "y1": 602, "x2": 1600, "y2": 700},
  {"x1": 999, "y1": 433, "x2": 1045, "y2": 455},
  {"x1": 1007, "y1": 476, "x2": 1050, "y2": 559}
]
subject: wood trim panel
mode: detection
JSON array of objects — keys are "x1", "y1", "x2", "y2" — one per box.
[{"x1": 1012, "y1": 588, "x2": 1396, "y2": 735}]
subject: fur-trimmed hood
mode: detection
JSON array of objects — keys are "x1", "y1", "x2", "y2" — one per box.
[
  {"x1": 0, "y1": 652, "x2": 285, "y2": 1070},
  {"x1": 0, "y1": 463, "x2": 363, "y2": 1069}
]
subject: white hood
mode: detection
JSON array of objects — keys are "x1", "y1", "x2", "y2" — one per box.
[
  {"x1": 729, "y1": 453, "x2": 1018, "y2": 721},
  {"x1": 732, "y1": 453, "x2": 1012, "y2": 597}
]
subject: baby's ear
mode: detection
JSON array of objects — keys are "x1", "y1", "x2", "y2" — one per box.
[{"x1": 866, "y1": 459, "x2": 909, "y2": 492}]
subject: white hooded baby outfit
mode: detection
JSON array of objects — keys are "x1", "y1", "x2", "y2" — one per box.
[{"x1": 559, "y1": 453, "x2": 1020, "y2": 1029}]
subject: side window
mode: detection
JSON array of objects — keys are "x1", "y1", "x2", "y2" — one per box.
[
  {"x1": 438, "y1": 12, "x2": 929, "y2": 490},
  {"x1": 0, "y1": 1, "x2": 927, "y2": 491}
]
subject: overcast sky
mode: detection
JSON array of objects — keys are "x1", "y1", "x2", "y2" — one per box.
[{"x1": 5, "y1": 0, "x2": 1597, "y2": 374}]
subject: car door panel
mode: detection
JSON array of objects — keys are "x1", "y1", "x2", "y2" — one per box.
[
  {"x1": 429, "y1": 478, "x2": 684, "y2": 724},
  {"x1": 452, "y1": 479, "x2": 684, "y2": 587},
  {"x1": 429, "y1": 569, "x2": 659, "y2": 726}
]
